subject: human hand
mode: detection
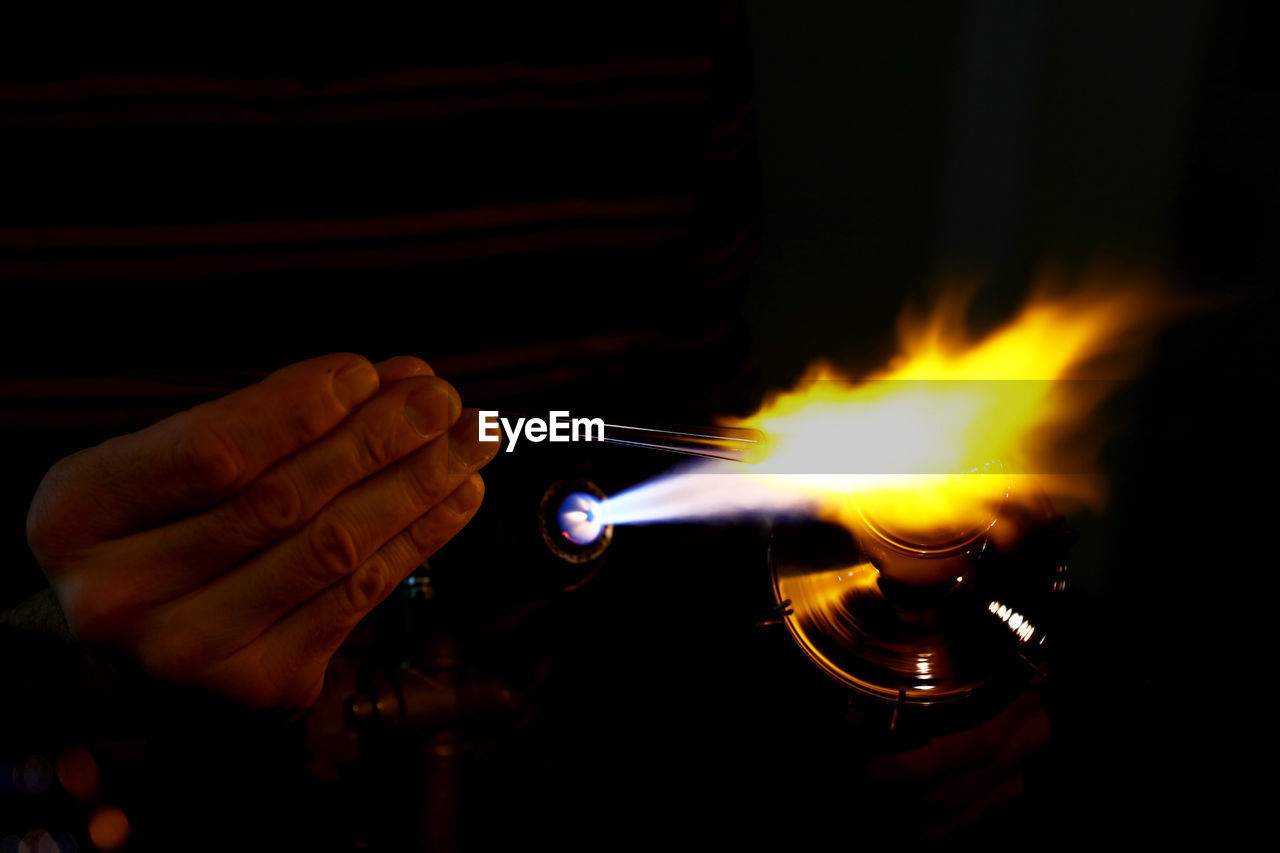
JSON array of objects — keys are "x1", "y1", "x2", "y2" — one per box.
[
  {"x1": 862, "y1": 691, "x2": 1051, "y2": 837},
  {"x1": 26, "y1": 353, "x2": 498, "y2": 711}
]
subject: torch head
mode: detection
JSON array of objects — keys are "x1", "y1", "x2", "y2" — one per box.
[
  {"x1": 557, "y1": 492, "x2": 606, "y2": 546},
  {"x1": 538, "y1": 479, "x2": 613, "y2": 574}
]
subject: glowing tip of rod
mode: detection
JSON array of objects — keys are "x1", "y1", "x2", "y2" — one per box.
[{"x1": 557, "y1": 492, "x2": 606, "y2": 545}]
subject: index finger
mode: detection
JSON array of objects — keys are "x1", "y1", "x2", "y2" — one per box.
[{"x1": 31, "y1": 353, "x2": 380, "y2": 553}]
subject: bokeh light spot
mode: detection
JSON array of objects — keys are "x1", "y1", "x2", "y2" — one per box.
[{"x1": 88, "y1": 806, "x2": 129, "y2": 852}]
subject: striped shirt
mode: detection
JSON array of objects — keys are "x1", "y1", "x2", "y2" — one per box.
[
  {"x1": 0, "y1": 4, "x2": 760, "y2": 601},
  {"x1": 0, "y1": 4, "x2": 758, "y2": 405}
]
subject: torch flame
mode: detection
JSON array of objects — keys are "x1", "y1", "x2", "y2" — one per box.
[{"x1": 728, "y1": 279, "x2": 1165, "y2": 542}]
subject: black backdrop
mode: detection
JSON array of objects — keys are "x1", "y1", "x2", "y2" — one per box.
[{"x1": 1, "y1": 1, "x2": 1275, "y2": 847}]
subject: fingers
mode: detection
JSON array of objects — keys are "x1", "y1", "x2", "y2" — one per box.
[
  {"x1": 260, "y1": 474, "x2": 485, "y2": 686},
  {"x1": 29, "y1": 353, "x2": 380, "y2": 555},
  {"x1": 915, "y1": 695, "x2": 1048, "y2": 810},
  {"x1": 161, "y1": 409, "x2": 498, "y2": 651},
  {"x1": 117, "y1": 374, "x2": 462, "y2": 605},
  {"x1": 862, "y1": 692, "x2": 1048, "y2": 785},
  {"x1": 860, "y1": 691, "x2": 1049, "y2": 838},
  {"x1": 188, "y1": 475, "x2": 484, "y2": 710},
  {"x1": 374, "y1": 355, "x2": 434, "y2": 383}
]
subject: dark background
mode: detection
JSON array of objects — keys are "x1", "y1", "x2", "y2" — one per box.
[
  {"x1": 2, "y1": 0, "x2": 1275, "y2": 847},
  {"x1": 742, "y1": 0, "x2": 1275, "y2": 842}
]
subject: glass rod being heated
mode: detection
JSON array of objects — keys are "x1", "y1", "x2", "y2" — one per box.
[
  {"x1": 491, "y1": 412, "x2": 765, "y2": 463},
  {"x1": 596, "y1": 422, "x2": 764, "y2": 463}
]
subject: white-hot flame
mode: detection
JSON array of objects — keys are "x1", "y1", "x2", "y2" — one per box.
[{"x1": 600, "y1": 277, "x2": 1169, "y2": 535}]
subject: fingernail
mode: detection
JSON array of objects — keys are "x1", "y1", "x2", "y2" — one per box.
[
  {"x1": 449, "y1": 409, "x2": 500, "y2": 473},
  {"x1": 373, "y1": 355, "x2": 435, "y2": 382},
  {"x1": 404, "y1": 381, "x2": 456, "y2": 437},
  {"x1": 443, "y1": 474, "x2": 484, "y2": 513},
  {"x1": 332, "y1": 359, "x2": 379, "y2": 410}
]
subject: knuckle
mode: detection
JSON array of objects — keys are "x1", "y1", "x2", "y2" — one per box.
[
  {"x1": 406, "y1": 516, "x2": 445, "y2": 561},
  {"x1": 241, "y1": 470, "x2": 305, "y2": 535},
  {"x1": 403, "y1": 443, "x2": 450, "y2": 509},
  {"x1": 172, "y1": 419, "x2": 243, "y2": 497},
  {"x1": 339, "y1": 557, "x2": 388, "y2": 615},
  {"x1": 353, "y1": 414, "x2": 400, "y2": 471},
  {"x1": 286, "y1": 401, "x2": 340, "y2": 447},
  {"x1": 306, "y1": 517, "x2": 361, "y2": 584}
]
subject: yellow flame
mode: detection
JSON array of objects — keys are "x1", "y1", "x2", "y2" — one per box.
[{"x1": 728, "y1": 277, "x2": 1166, "y2": 543}]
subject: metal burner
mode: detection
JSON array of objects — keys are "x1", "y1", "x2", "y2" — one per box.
[
  {"x1": 537, "y1": 479, "x2": 613, "y2": 579},
  {"x1": 770, "y1": 490, "x2": 1069, "y2": 708}
]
